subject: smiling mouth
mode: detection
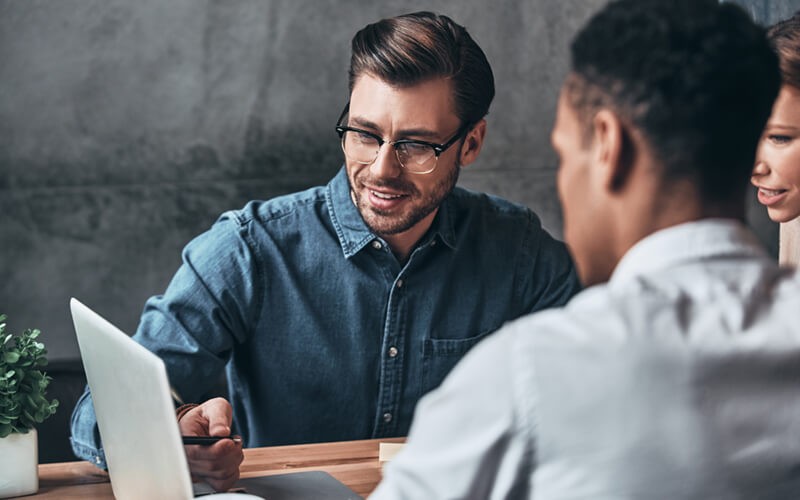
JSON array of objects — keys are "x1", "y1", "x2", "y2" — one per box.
[
  {"x1": 371, "y1": 190, "x2": 405, "y2": 200},
  {"x1": 756, "y1": 186, "x2": 788, "y2": 205},
  {"x1": 759, "y1": 187, "x2": 788, "y2": 197}
]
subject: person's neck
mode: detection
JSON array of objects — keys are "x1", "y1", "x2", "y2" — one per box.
[
  {"x1": 383, "y1": 209, "x2": 439, "y2": 264},
  {"x1": 613, "y1": 181, "x2": 744, "y2": 265},
  {"x1": 779, "y1": 218, "x2": 800, "y2": 267}
]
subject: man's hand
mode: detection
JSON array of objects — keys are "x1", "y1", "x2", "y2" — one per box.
[{"x1": 179, "y1": 397, "x2": 244, "y2": 492}]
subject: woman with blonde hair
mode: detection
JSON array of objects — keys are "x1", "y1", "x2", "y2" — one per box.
[{"x1": 752, "y1": 11, "x2": 800, "y2": 266}]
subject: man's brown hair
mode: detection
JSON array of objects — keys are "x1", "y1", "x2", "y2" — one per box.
[{"x1": 348, "y1": 11, "x2": 495, "y2": 128}]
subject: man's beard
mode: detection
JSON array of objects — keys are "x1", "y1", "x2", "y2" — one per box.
[{"x1": 350, "y1": 159, "x2": 460, "y2": 237}]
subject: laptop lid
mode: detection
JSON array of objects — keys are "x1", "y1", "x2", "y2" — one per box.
[
  {"x1": 70, "y1": 298, "x2": 363, "y2": 500},
  {"x1": 70, "y1": 298, "x2": 195, "y2": 500}
]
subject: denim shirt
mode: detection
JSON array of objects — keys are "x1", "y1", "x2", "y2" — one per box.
[{"x1": 71, "y1": 167, "x2": 579, "y2": 468}]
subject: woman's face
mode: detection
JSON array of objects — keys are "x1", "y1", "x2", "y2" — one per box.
[{"x1": 752, "y1": 85, "x2": 800, "y2": 223}]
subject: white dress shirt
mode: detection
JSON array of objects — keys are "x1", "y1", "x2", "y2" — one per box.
[{"x1": 371, "y1": 219, "x2": 800, "y2": 499}]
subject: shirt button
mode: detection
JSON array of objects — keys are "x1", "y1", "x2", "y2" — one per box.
[
  {"x1": 383, "y1": 412, "x2": 392, "y2": 423},
  {"x1": 95, "y1": 456, "x2": 102, "y2": 465},
  {"x1": 396, "y1": 279, "x2": 404, "y2": 288},
  {"x1": 371, "y1": 240, "x2": 382, "y2": 250},
  {"x1": 430, "y1": 240, "x2": 437, "y2": 247},
  {"x1": 388, "y1": 346, "x2": 398, "y2": 358}
]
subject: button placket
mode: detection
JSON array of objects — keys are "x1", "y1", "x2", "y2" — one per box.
[{"x1": 372, "y1": 255, "x2": 415, "y2": 438}]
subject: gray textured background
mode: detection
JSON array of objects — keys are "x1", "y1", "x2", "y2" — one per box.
[{"x1": 1, "y1": 0, "x2": 798, "y2": 363}]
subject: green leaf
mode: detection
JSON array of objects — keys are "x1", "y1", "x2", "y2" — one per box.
[
  {"x1": 0, "y1": 315, "x2": 55, "y2": 428},
  {"x1": 25, "y1": 393, "x2": 38, "y2": 408},
  {"x1": 2, "y1": 352, "x2": 19, "y2": 364},
  {"x1": 21, "y1": 408, "x2": 35, "y2": 423}
]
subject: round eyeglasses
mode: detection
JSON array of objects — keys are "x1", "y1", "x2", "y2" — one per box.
[{"x1": 335, "y1": 103, "x2": 469, "y2": 174}]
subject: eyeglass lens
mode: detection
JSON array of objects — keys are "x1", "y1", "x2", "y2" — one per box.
[{"x1": 341, "y1": 131, "x2": 436, "y2": 173}]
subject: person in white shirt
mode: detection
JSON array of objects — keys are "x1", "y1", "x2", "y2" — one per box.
[{"x1": 371, "y1": 0, "x2": 800, "y2": 498}]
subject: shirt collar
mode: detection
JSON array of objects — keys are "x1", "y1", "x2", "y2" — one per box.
[
  {"x1": 610, "y1": 218, "x2": 768, "y2": 286},
  {"x1": 326, "y1": 166, "x2": 458, "y2": 258}
]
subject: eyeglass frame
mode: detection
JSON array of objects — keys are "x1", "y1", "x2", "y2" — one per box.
[{"x1": 334, "y1": 102, "x2": 472, "y2": 174}]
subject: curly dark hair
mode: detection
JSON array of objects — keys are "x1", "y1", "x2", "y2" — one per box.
[
  {"x1": 348, "y1": 11, "x2": 495, "y2": 128},
  {"x1": 567, "y1": 0, "x2": 780, "y2": 204}
]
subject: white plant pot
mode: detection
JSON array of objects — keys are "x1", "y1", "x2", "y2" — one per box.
[{"x1": 0, "y1": 428, "x2": 38, "y2": 497}]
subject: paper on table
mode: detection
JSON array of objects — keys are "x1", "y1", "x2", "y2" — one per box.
[{"x1": 378, "y1": 442, "x2": 405, "y2": 465}]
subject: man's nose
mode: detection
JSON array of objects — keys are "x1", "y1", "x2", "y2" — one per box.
[{"x1": 370, "y1": 143, "x2": 402, "y2": 178}]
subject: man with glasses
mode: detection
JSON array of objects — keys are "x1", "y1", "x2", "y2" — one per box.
[{"x1": 70, "y1": 11, "x2": 579, "y2": 491}]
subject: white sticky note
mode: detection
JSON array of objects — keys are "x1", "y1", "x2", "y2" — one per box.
[{"x1": 378, "y1": 442, "x2": 405, "y2": 463}]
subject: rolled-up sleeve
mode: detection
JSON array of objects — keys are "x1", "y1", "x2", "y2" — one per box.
[
  {"x1": 69, "y1": 388, "x2": 107, "y2": 468},
  {"x1": 69, "y1": 211, "x2": 257, "y2": 466}
]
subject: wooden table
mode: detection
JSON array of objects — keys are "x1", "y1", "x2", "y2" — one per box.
[{"x1": 19, "y1": 437, "x2": 405, "y2": 499}]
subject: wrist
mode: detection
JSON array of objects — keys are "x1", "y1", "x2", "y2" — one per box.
[{"x1": 175, "y1": 403, "x2": 199, "y2": 422}]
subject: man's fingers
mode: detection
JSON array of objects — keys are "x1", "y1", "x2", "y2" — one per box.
[
  {"x1": 185, "y1": 438, "x2": 241, "y2": 461},
  {"x1": 185, "y1": 439, "x2": 243, "y2": 492},
  {"x1": 180, "y1": 398, "x2": 240, "y2": 492},
  {"x1": 186, "y1": 440, "x2": 243, "y2": 470},
  {"x1": 204, "y1": 473, "x2": 241, "y2": 494},
  {"x1": 199, "y1": 397, "x2": 234, "y2": 437}
]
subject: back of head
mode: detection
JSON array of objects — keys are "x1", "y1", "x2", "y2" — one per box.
[
  {"x1": 768, "y1": 11, "x2": 800, "y2": 89},
  {"x1": 567, "y1": 0, "x2": 780, "y2": 205},
  {"x1": 348, "y1": 11, "x2": 495, "y2": 127}
]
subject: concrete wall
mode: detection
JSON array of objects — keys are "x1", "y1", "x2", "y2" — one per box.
[{"x1": 0, "y1": 0, "x2": 796, "y2": 362}]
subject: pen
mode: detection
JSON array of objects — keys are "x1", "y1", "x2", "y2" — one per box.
[
  {"x1": 181, "y1": 435, "x2": 242, "y2": 445},
  {"x1": 170, "y1": 386, "x2": 185, "y2": 406}
]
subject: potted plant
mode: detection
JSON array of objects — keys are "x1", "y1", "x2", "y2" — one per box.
[{"x1": 0, "y1": 314, "x2": 59, "y2": 497}]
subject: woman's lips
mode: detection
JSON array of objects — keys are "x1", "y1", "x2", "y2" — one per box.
[{"x1": 756, "y1": 186, "x2": 788, "y2": 206}]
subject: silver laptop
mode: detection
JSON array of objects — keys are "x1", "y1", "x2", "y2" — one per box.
[{"x1": 70, "y1": 298, "x2": 362, "y2": 500}]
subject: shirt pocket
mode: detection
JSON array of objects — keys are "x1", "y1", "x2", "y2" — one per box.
[{"x1": 420, "y1": 328, "x2": 495, "y2": 397}]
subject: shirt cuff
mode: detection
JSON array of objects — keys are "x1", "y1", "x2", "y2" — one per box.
[
  {"x1": 70, "y1": 436, "x2": 107, "y2": 470},
  {"x1": 176, "y1": 403, "x2": 200, "y2": 422}
]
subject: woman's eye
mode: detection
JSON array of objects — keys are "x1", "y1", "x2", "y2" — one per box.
[{"x1": 769, "y1": 134, "x2": 792, "y2": 145}]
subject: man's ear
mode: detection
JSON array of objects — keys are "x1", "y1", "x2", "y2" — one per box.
[
  {"x1": 592, "y1": 110, "x2": 633, "y2": 192},
  {"x1": 459, "y1": 119, "x2": 487, "y2": 167}
]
